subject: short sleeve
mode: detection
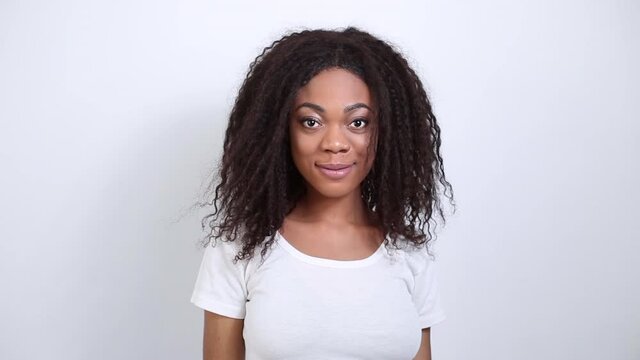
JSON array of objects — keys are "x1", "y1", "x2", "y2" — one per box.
[
  {"x1": 190, "y1": 240, "x2": 248, "y2": 319},
  {"x1": 408, "y1": 249, "x2": 446, "y2": 329}
]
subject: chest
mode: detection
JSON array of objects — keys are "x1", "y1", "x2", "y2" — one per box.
[{"x1": 243, "y1": 260, "x2": 422, "y2": 359}]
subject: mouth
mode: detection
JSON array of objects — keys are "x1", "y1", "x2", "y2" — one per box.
[{"x1": 315, "y1": 163, "x2": 354, "y2": 180}]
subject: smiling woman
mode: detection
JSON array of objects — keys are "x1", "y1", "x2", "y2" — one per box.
[
  {"x1": 290, "y1": 68, "x2": 377, "y2": 198},
  {"x1": 191, "y1": 27, "x2": 455, "y2": 360}
]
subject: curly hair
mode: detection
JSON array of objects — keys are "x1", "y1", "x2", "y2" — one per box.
[{"x1": 199, "y1": 26, "x2": 455, "y2": 263}]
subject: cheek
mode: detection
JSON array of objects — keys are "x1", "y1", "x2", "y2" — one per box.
[
  {"x1": 353, "y1": 134, "x2": 375, "y2": 160},
  {"x1": 289, "y1": 133, "x2": 316, "y2": 173},
  {"x1": 291, "y1": 135, "x2": 311, "y2": 156},
  {"x1": 356, "y1": 137, "x2": 377, "y2": 176},
  {"x1": 363, "y1": 150, "x2": 376, "y2": 174}
]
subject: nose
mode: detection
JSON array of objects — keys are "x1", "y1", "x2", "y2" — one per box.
[{"x1": 321, "y1": 123, "x2": 350, "y2": 153}]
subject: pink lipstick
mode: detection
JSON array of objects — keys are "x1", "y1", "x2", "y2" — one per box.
[{"x1": 315, "y1": 163, "x2": 353, "y2": 180}]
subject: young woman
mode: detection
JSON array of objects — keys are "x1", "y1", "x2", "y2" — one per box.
[{"x1": 191, "y1": 27, "x2": 455, "y2": 359}]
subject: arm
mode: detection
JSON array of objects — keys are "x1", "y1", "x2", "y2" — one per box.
[
  {"x1": 203, "y1": 310, "x2": 245, "y2": 360},
  {"x1": 413, "y1": 328, "x2": 432, "y2": 360}
]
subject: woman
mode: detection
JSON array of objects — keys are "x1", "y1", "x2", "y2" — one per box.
[{"x1": 191, "y1": 27, "x2": 455, "y2": 359}]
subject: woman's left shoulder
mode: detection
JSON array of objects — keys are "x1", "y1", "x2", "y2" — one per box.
[{"x1": 396, "y1": 241, "x2": 436, "y2": 276}]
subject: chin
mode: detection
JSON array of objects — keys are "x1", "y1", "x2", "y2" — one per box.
[{"x1": 307, "y1": 182, "x2": 361, "y2": 199}]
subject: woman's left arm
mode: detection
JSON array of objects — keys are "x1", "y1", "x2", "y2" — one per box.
[{"x1": 413, "y1": 328, "x2": 432, "y2": 360}]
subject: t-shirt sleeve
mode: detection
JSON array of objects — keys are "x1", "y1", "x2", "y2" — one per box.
[
  {"x1": 409, "y1": 249, "x2": 446, "y2": 329},
  {"x1": 190, "y1": 240, "x2": 248, "y2": 319}
]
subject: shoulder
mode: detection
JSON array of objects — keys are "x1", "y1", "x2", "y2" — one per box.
[
  {"x1": 205, "y1": 235, "x2": 277, "y2": 272},
  {"x1": 207, "y1": 239, "x2": 244, "y2": 258},
  {"x1": 393, "y1": 240, "x2": 435, "y2": 277},
  {"x1": 201, "y1": 238, "x2": 257, "y2": 274}
]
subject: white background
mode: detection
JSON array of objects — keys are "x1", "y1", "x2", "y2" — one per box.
[{"x1": 1, "y1": 0, "x2": 638, "y2": 359}]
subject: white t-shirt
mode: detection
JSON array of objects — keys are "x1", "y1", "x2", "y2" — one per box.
[{"x1": 191, "y1": 231, "x2": 445, "y2": 359}]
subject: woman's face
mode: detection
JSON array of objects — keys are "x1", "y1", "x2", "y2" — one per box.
[{"x1": 289, "y1": 67, "x2": 377, "y2": 199}]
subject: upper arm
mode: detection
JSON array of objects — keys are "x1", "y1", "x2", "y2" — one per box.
[
  {"x1": 203, "y1": 310, "x2": 245, "y2": 360},
  {"x1": 408, "y1": 249, "x2": 446, "y2": 329},
  {"x1": 413, "y1": 328, "x2": 432, "y2": 360}
]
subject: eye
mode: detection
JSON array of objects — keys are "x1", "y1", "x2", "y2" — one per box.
[
  {"x1": 300, "y1": 117, "x2": 321, "y2": 129},
  {"x1": 349, "y1": 118, "x2": 369, "y2": 129}
]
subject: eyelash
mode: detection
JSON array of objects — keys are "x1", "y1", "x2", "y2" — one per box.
[{"x1": 300, "y1": 117, "x2": 369, "y2": 129}]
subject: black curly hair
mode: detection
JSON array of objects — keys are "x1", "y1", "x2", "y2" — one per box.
[{"x1": 199, "y1": 26, "x2": 455, "y2": 263}]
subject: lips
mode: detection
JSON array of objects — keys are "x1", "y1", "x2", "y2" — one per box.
[
  {"x1": 315, "y1": 163, "x2": 354, "y2": 180},
  {"x1": 316, "y1": 163, "x2": 353, "y2": 170}
]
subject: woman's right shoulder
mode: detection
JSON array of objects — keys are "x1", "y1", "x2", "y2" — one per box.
[
  {"x1": 204, "y1": 235, "x2": 274, "y2": 265},
  {"x1": 206, "y1": 238, "x2": 243, "y2": 253}
]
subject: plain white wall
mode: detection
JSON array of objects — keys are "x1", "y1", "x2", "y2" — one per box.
[{"x1": 1, "y1": 0, "x2": 638, "y2": 359}]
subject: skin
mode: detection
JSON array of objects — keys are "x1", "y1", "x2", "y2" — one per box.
[
  {"x1": 203, "y1": 67, "x2": 432, "y2": 359},
  {"x1": 282, "y1": 67, "x2": 383, "y2": 260},
  {"x1": 203, "y1": 310, "x2": 244, "y2": 359}
]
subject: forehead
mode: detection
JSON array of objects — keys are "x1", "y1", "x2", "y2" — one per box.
[{"x1": 294, "y1": 68, "x2": 371, "y2": 106}]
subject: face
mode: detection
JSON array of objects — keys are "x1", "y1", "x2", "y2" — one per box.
[{"x1": 289, "y1": 67, "x2": 377, "y2": 199}]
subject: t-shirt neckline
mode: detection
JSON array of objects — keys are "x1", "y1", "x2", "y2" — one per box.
[{"x1": 275, "y1": 230, "x2": 386, "y2": 268}]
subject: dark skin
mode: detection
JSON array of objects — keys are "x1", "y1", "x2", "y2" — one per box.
[
  {"x1": 203, "y1": 67, "x2": 432, "y2": 360},
  {"x1": 282, "y1": 67, "x2": 383, "y2": 261}
]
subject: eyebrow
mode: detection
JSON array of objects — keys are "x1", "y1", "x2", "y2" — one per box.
[{"x1": 294, "y1": 102, "x2": 372, "y2": 113}]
